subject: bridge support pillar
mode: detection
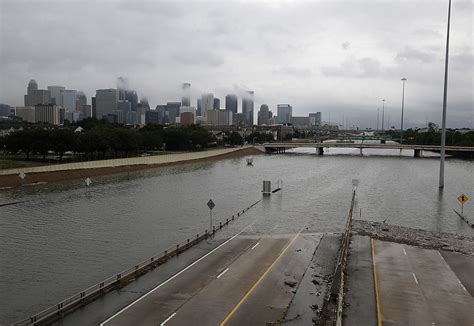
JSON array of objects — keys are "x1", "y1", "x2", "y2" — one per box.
[
  {"x1": 317, "y1": 147, "x2": 324, "y2": 156},
  {"x1": 414, "y1": 149, "x2": 422, "y2": 158}
]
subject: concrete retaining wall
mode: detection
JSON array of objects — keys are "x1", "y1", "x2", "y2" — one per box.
[{"x1": 0, "y1": 146, "x2": 253, "y2": 176}]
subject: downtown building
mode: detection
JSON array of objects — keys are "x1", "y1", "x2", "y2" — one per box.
[
  {"x1": 95, "y1": 89, "x2": 118, "y2": 120},
  {"x1": 47, "y1": 85, "x2": 65, "y2": 105},
  {"x1": 24, "y1": 80, "x2": 51, "y2": 107},
  {"x1": 181, "y1": 83, "x2": 191, "y2": 107},
  {"x1": 207, "y1": 109, "x2": 233, "y2": 126},
  {"x1": 201, "y1": 93, "x2": 214, "y2": 117},
  {"x1": 179, "y1": 106, "x2": 196, "y2": 125},
  {"x1": 35, "y1": 104, "x2": 64, "y2": 125},
  {"x1": 309, "y1": 112, "x2": 322, "y2": 127},
  {"x1": 257, "y1": 104, "x2": 273, "y2": 125},
  {"x1": 15, "y1": 106, "x2": 36, "y2": 123},
  {"x1": 277, "y1": 104, "x2": 293, "y2": 124},
  {"x1": 242, "y1": 91, "x2": 254, "y2": 126},
  {"x1": 225, "y1": 94, "x2": 238, "y2": 114}
]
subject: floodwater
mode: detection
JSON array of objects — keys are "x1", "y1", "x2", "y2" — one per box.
[{"x1": 0, "y1": 148, "x2": 472, "y2": 324}]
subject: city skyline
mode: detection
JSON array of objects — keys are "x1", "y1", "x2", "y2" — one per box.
[{"x1": 0, "y1": 0, "x2": 472, "y2": 129}]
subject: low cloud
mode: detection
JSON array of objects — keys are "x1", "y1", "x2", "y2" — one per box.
[
  {"x1": 321, "y1": 57, "x2": 381, "y2": 78},
  {"x1": 395, "y1": 47, "x2": 435, "y2": 63}
]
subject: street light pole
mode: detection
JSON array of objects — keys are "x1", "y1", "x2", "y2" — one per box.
[
  {"x1": 400, "y1": 78, "x2": 407, "y2": 144},
  {"x1": 381, "y1": 99, "x2": 386, "y2": 131},
  {"x1": 377, "y1": 108, "x2": 380, "y2": 131},
  {"x1": 439, "y1": 0, "x2": 452, "y2": 189}
]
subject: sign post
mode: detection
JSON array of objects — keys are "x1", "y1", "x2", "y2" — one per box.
[
  {"x1": 457, "y1": 193, "x2": 469, "y2": 215},
  {"x1": 19, "y1": 172, "x2": 26, "y2": 185},
  {"x1": 85, "y1": 177, "x2": 92, "y2": 194},
  {"x1": 207, "y1": 199, "x2": 215, "y2": 232}
]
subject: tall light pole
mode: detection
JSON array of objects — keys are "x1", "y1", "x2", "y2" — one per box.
[
  {"x1": 377, "y1": 108, "x2": 380, "y2": 131},
  {"x1": 439, "y1": 0, "x2": 452, "y2": 189},
  {"x1": 382, "y1": 99, "x2": 386, "y2": 131},
  {"x1": 400, "y1": 78, "x2": 407, "y2": 144}
]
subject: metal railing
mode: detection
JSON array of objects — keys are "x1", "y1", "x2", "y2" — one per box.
[
  {"x1": 320, "y1": 189, "x2": 356, "y2": 326},
  {"x1": 12, "y1": 199, "x2": 262, "y2": 326}
]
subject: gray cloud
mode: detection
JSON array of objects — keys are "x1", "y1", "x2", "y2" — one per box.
[
  {"x1": 321, "y1": 57, "x2": 381, "y2": 78},
  {"x1": 0, "y1": 0, "x2": 472, "y2": 129},
  {"x1": 395, "y1": 47, "x2": 435, "y2": 63}
]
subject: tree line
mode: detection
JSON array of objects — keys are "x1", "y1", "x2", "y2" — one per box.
[
  {"x1": 0, "y1": 119, "x2": 217, "y2": 161},
  {"x1": 388, "y1": 128, "x2": 474, "y2": 147}
]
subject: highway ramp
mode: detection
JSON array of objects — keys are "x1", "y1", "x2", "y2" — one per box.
[{"x1": 100, "y1": 231, "x2": 322, "y2": 326}]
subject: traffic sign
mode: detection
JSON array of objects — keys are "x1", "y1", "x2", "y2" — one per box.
[
  {"x1": 207, "y1": 199, "x2": 215, "y2": 210},
  {"x1": 457, "y1": 194, "x2": 469, "y2": 204},
  {"x1": 19, "y1": 172, "x2": 26, "y2": 180},
  {"x1": 85, "y1": 177, "x2": 92, "y2": 187}
]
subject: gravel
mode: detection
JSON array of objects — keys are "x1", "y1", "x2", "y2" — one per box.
[{"x1": 352, "y1": 219, "x2": 474, "y2": 256}]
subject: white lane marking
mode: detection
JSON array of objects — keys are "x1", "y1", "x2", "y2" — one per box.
[
  {"x1": 160, "y1": 312, "x2": 176, "y2": 326},
  {"x1": 217, "y1": 268, "x2": 229, "y2": 279},
  {"x1": 100, "y1": 224, "x2": 252, "y2": 325},
  {"x1": 458, "y1": 280, "x2": 468, "y2": 292},
  {"x1": 402, "y1": 248, "x2": 407, "y2": 256},
  {"x1": 251, "y1": 242, "x2": 260, "y2": 250},
  {"x1": 412, "y1": 272, "x2": 419, "y2": 285}
]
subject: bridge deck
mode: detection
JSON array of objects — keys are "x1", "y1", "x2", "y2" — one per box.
[{"x1": 263, "y1": 142, "x2": 474, "y2": 152}]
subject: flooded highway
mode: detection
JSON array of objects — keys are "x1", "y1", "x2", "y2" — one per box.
[{"x1": 0, "y1": 148, "x2": 472, "y2": 324}]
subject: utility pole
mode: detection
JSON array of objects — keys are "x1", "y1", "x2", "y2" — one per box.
[
  {"x1": 382, "y1": 99, "x2": 386, "y2": 131},
  {"x1": 377, "y1": 108, "x2": 379, "y2": 131},
  {"x1": 400, "y1": 78, "x2": 407, "y2": 144},
  {"x1": 439, "y1": 0, "x2": 451, "y2": 189}
]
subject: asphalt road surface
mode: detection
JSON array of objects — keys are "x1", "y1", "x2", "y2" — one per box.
[
  {"x1": 100, "y1": 230, "x2": 321, "y2": 326},
  {"x1": 373, "y1": 240, "x2": 474, "y2": 325}
]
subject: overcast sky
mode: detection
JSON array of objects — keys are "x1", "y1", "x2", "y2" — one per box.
[{"x1": 0, "y1": 0, "x2": 472, "y2": 128}]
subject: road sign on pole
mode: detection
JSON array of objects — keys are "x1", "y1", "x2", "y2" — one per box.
[
  {"x1": 207, "y1": 199, "x2": 215, "y2": 232},
  {"x1": 457, "y1": 194, "x2": 469, "y2": 215}
]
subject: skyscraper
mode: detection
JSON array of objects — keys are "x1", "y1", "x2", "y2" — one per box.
[
  {"x1": 242, "y1": 91, "x2": 254, "y2": 126},
  {"x1": 309, "y1": 112, "x2": 322, "y2": 127},
  {"x1": 213, "y1": 98, "x2": 220, "y2": 110},
  {"x1": 24, "y1": 80, "x2": 49, "y2": 106},
  {"x1": 225, "y1": 94, "x2": 238, "y2": 114},
  {"x1": 166, "y1": 102, "x2": 181, "y2": 124},
  {"x1": 76, "y1": 91, "x2": 87, "y2": 106},
  {"x1": 24, "y1": 80, "x2": 38, "y2": 106},
  {"x1": 95, "y1": 89, "x2": 118, "y2": 120},
  {"x1": 258, "y1": 104, "x2": 270, "y2": 125},
  {"x1": 201, "y1": 93, "x2": 214, "y2": 117},
  {"x1": 35, "y1": 104, "x2": 63, "y2": 125},
  {"x1": 277, "y1": 104, "x2": 293, "y2": 123},
  {"x1": 48, "y1": 85, "x2": 65, "y2": 105},
  {"x1": 60, "y1": 89, "x2": 77, "y2": 112},
  {"x1": 197, "y1": 98, "x2": 202, "y2": 116},
  {"x1": 181, "y1": 83, "x2": 191, "y2": 107}
]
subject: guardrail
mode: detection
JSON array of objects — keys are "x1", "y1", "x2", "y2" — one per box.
[
  {"x1": 12, "y1": 199, "x2": 262, "y2": 326},
  {"x1": 320, "y1": 189, "x2": 356, "y2": 326}
]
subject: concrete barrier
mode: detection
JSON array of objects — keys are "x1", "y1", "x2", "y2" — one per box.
[
  {"x1": 0, "y1": 147, "x2": 254, "y2": 176},
  {"x1": 320, "y1": 190, "x2": 357, "y2": 326}
]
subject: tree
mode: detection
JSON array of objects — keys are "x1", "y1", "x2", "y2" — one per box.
[
  {"x1": 226, "y1": 132, "x2": 243, "y2": 146},
  {"x1": 5, "y1": 129, "x2": 35, "y2": 160},
  {"x1": 32, "y1": 129, "x2": 52, "y2": 161},
  {"x1": 50, "y1": 129, "x2": 75, "y2": 161}
]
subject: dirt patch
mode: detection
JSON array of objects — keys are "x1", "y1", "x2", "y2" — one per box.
[
  {"x1": 352, "y1": 219, "x2": 474, "y2": 255},
  {"x1": 0, "y1": 147, "x2": 262, "y2": 188}
]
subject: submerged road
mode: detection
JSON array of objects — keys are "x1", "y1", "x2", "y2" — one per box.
[
  {"x1": 101, "y1": 230, "x2": 321, "y2": 326},
  {"x1": 373, "y1": 240, "x2": 474, "y2": 325}
]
